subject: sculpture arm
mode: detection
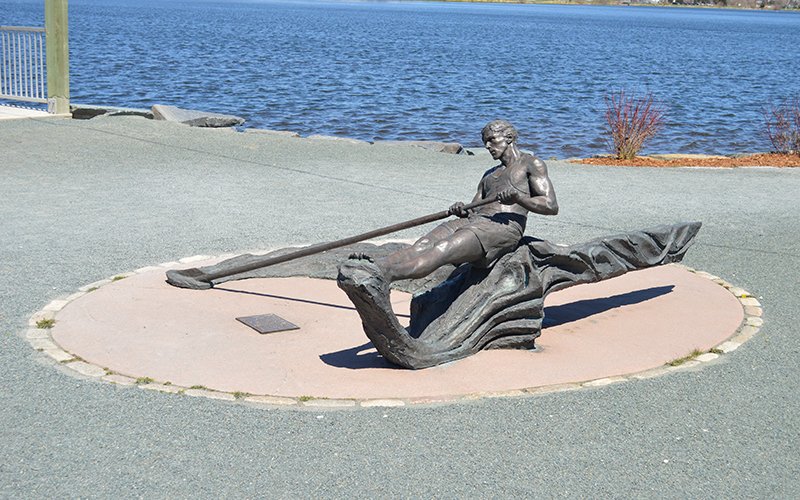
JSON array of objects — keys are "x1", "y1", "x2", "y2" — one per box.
[{"x1": 512, "y1": 158, "x2": 558, "y2": 215}]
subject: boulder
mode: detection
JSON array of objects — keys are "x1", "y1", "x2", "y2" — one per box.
[
  {"x1": 244, "y1": 129, "x2": 300, "y2": 138},
  {"x1": 374, "y1": 140, "x2": 465, "y2": 155},
  {"x1": 151, "y1": 104, "x2": 244, "y2": 128},
  {"x1": 306, "y1": 134, "x2": 369, "y2": 145},
  {"x1": 71, "y1": 104, "x2": 153, "y2": 120}
]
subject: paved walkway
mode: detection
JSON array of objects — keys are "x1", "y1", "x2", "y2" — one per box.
[
  {"x1": 1, "y1": 116, "x2": 798, "y2": 497},
  {"x1": 0, "y1": 104, "x2": 52, "y2": 120}
]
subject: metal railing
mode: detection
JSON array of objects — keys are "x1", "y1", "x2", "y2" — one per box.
[{"x1": 0, "y1": 26, "x2": 47, "y2": 104}]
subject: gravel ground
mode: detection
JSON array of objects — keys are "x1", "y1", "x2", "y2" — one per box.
[{"x1": 1, "y1": 116, "x2": 798, "y2": 498}]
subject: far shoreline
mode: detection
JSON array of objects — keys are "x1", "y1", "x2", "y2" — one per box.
[{"x1": 425, "y1": 0, "x2": 799, "y2": 12}]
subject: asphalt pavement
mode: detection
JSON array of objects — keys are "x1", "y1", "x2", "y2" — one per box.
[{"x1": 1, "y1": 116, "x2": 798, "y2": 497}]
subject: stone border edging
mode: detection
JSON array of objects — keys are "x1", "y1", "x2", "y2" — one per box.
[{"x1": 23, "y1": 257, "x2": 763, "y2": 409}]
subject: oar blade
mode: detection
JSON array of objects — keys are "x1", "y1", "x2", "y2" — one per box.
[{"x1": 166, "y1": 268, "x2": 214, "y2": 290}]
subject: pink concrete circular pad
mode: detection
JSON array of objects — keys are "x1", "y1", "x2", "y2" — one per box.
[{"x1": 51, "y1": 264, "x2": 743, "y2": 400}]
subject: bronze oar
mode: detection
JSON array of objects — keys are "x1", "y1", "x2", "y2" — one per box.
[{"x1": 166, "y1": 197, "x2": 496, "y2": 290}]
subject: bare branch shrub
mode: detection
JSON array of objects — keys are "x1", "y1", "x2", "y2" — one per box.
[
  {"x1": 604, "y1": 90, "x2": 665, "y2": 160},
  {"x1": 763, "y1": 98, "x2": 800, "y2": 155}
]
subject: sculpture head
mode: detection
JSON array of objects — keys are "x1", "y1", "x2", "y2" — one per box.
[{"x1": 481, "y1": 119, "x2": 519, "y2": 160}]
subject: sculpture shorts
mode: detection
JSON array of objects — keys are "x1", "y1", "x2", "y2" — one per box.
[{"x1": 439, "y1": 213, "x2": 526, "y2": 268}]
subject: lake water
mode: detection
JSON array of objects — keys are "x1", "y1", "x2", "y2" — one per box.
[{"x1": 4, "y1": 0, "x2": 800, "y2": 156}]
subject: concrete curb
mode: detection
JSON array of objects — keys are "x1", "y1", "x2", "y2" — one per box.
[{"x1": 23, "y1": 257, "x2": 762, "y2": 410}]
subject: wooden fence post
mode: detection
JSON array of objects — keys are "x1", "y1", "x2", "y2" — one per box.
[{"x1": 45, "y1": 0, "x2": 69, "y2": 114}]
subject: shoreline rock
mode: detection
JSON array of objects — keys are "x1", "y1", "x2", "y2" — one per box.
[
  {"x1": 373, "y1": 140, "x2": 466, "y2": 155},
  {"x1": 151, "y1": 104, "x2": 245, "y2": 128},
  {"x1": 306, "y1": 134, "x2": 369, "y2": 145},
  {"x1": 71, "y1": 104, "x2": 153, "y2": 120}
]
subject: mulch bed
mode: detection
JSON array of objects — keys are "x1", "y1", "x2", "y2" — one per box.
[{"x1": 577, "y1": 153, "x2": 800, "y2": 168}]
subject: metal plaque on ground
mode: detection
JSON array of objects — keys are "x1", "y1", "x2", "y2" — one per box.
[{"x1": 236, "y1": 314, "x2": 300, "y2": 334}]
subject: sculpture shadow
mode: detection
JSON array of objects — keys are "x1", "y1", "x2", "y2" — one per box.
[
  {"x1": 319, "y1": 342, "x2": 396, "y2": 370},
  {"x1": 542, "y1": 285, "x2": 674, "y2": 329},
  {"x1": 322, "y1": 284, "x2": 675, "y2": 369},
  {"x1": 214, "y1": 286, "x2": 410, "y2": 318}
]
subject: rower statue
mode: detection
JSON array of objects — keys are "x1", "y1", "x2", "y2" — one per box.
[
  {"x1": 167, "y1": 120, "x2": 701, "y2": 370},
  {"x1": 367, "y1": 119, "x2": 558, "y2": 282}
]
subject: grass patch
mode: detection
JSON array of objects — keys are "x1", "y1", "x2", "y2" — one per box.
[
  {"x1": 709, "y1": 348, "x2": 723, "y2": 355},
  {"x1": 111, "y1": 275, "x2": 127, "y2": 282},
  {"x1": 86, "y1": 287, "x2": 98, "y2": 293},
  {"x1": 232, "y1": 391, "x2": 250, "y2": 400},
  {"x1": 667, "y1": 349, "x2": 704, "y2": 367},
  {"x1": 189, "y1": 385, "x2": 208, "y2": 390},
  {"x1": 135, "y1": 377, "x2": 155, "y2": 385},
  {"x1": 36, "y1": 318, "x2": 55, "y2": 329},
  {"x1": 298, "y1": 395, "x2": 315, "y2": 402},
  {"x1": 58, "y1": 354, "x2": 82, "y2": 363}
]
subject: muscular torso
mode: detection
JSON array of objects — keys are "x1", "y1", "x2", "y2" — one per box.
[{"x1": 475, "y1": 154, "x2": 538, "y2": 218}]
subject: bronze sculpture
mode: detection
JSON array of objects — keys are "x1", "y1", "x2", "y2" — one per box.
[{"x1": 167, "y1": 120, "x2": 701, "y2": 369}]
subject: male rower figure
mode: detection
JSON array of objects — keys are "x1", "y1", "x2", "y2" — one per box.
[{"x1": 373, "y1": 119, "x2": 558, "y2": 282}]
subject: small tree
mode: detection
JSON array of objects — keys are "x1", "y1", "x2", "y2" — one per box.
[
  {"x1": 604, "y1": 90, "x2": 665, "y2": 160},
  {"x1": 763, "y1": 98, "x2": 800, "y2": 155}
]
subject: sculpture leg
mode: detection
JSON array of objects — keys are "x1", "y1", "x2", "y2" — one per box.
[
  {"x1": 376, "y1": 229, "x2": 484, "y2": 281},
  {"x1": 374, "y1": 222, "x2": 461, "y2": 268}
]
